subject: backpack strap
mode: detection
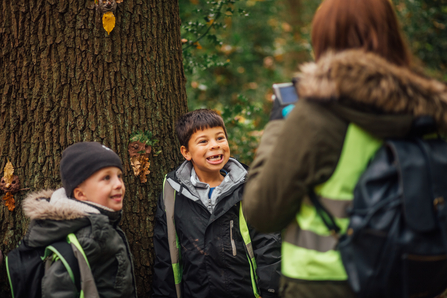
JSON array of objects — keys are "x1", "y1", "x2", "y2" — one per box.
[
  {"x1": 411, "y1": 138, "x2": 447, "y2": 251},
  {"x1": 67, "y1": 234, "x2": 99, "y2": 298},
  {"x1": 308, "y1": 188, "x2": 341, "y2": 238},
  {"x1": 44, "y1": 233, "x2": 85, "y2": 293},
  {"x1": 239, "y1": 203, "x2": 260, "y2": 298},
  {"x1": 162, "y1": 175, "x2": 182, "y2": 298},
  {"x1": 44, "y1": 233, "x2": 94, "y2": 298}
]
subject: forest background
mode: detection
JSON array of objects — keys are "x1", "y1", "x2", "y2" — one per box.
[
  {"x1": 180, "y1": 0, "x2": 447, "y2": 165},
  {"x1": 0, "y1": 0, "x2": 445, "y2": 296}
]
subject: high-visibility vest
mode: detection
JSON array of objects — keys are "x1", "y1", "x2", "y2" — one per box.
[
  {"x1": 282, "y1": 124, "x2": 382, "y2": 280},
  {"x1": 162, "y1": 177, "x2": 260, "y2": 298}
]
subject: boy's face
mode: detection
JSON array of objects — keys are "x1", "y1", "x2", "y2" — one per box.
[
  {"x1": 181, "y1": 126, "x2": 230, "y2": 179},
  {"x1": 73, "y1": 167, "x2": 125, "y2": 211}
]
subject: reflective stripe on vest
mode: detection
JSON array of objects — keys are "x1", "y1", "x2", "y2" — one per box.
[
  {"x1": 282, "y1": 123, "x2": 382, "y2": 280},
  {"x1": 162, "y1": 176, "x2": 259, "y2": 298}
]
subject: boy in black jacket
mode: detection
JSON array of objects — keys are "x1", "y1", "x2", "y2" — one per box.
[{"x1": 152, "y1": 109, "x2": 281, "y2": 298}]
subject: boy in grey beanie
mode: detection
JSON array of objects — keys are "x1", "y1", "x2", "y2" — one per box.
[{"x1": 22, "y1": 142, "x2": 137, "y2": 298}]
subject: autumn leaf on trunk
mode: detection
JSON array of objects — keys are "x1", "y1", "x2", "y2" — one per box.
[
  {"x1": 3, "y1": 192, "x2": 15, "y2": 211},
  {"x1": 3, "y1": 160, "x2": 14, "y2": 186},
  {"x1": 102, "y1": 12, "x2": 116, "y2": 35},
  {"x1": 139, "y1": 157, "x2": 150, "y2": 183}
]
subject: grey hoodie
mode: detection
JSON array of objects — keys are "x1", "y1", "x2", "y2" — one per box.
[{"x1": 172, "y1": 157, "x2": 247, "y2": 213}]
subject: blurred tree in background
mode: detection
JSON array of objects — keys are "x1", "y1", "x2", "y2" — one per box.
[{"x1": 179, "y1": 0, "x2": 447, "y2": 165}]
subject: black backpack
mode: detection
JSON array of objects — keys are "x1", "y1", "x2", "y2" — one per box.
[
  {"x1": 310, "y1": 120, "x2": 447, "y2": 298},
  {"x1": 6, "y1": 233, "x2": 85, "y2": 298}
]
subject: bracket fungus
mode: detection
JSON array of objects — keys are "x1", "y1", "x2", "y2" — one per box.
[{"x1": 128, "y1": 131, "x2": 160, "y2": 183}]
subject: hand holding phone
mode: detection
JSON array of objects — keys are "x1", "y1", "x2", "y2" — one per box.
[
  {"x1": 270, "y1": 82, "x2": 299, "y2": 120},
  {"x1": 272, "y1": 83, "x2": 299, "y2": 106}
]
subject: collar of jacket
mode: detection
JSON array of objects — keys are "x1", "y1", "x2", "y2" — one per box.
[
  {"x1": 23, "y1": 188, "x2": 121, "y2": 222},
  {"x1": 166, "y1": 158, "x2": 247, "y2": 204},
  {"x1": 295, "y1": 50, "x2": 447, "y2": 133}
]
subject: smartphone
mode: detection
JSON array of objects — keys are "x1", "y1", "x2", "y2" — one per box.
[{"x1": 272, "y1": 83, "x2": 299, "y2": 105}]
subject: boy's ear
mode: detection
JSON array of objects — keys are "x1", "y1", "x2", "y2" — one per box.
[
  {"x1": 180, "y1": 145, "x2": 192, "y2": 161},
  {"x1": 73, "y1": 187, "x2": 87, "y2": 201}
]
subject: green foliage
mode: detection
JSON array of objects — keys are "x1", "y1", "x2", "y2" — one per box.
[
  {"x1": 220, "y1": 94, "x2": 264, "y2": 162},
  {"x1": 181, "y1": 0, "x2": 247, "y2": 74},
  {"x1": 180, "y1": 0, "x2": 447, "y2": 165},
  {"x1": 179, "y1": 0, "x2": 310, "y2": 164},
  {"x1": 129, "y1": 131, "x2": 159, "y2": 146},
  {"x1": 394, "y1": 0, "x2": 447, "y2": 76}
]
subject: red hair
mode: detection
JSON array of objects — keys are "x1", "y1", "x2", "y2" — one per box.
[{"x1": 312, "y1": 0, "x2": 410, "y2": 66}]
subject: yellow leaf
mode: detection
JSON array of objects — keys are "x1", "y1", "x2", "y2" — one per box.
[
  {"x1": 3, "y1": 161, "x2": 14, "y2": 185},
  {"x1": 102, "y1": 12, "x2": 116, "y2": 35}
]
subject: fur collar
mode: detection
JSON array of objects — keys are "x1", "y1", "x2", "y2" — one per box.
[
  {"x1": 296, "y1": 50, "x2": 447, "y2": 131},
  {"x1": 23, "y1": 188, "x2": 100, "y2": 221}
]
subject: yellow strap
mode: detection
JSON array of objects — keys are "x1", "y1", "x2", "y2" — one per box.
[
  {"x1": 67, "y1": 233, "x2": 90, "y2": 269},
  {"x1": 239, "y1": 204, "x2": 260, "y2": 298}
]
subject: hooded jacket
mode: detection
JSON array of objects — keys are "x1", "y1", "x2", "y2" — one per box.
[
  {"x1": 22, "y1": 188, "x2": 137, "y2": 298},
  {"x1": 242, "y1": 50, "x2": 447, "y2": 297},
  {"x1": 152, "y1": 158, "x2": 281, "y2": 298}
]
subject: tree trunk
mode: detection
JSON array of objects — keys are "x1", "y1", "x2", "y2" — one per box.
[{"x1": 0, "y1": 0, "x2": 187, "y2": 296}]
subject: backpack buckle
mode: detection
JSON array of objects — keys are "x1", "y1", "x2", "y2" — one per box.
[
  {"x1": 330, "y1": 229, "x2": 340, "y2": 240},
  {"x1": 434, "y1": 197, "x2": 445, "y2": 210}
]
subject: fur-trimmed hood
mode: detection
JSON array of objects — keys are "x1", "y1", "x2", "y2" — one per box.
[
  {"x1": 296, "y1": 50, "x2": 447, "y2": 132},
  {"x1": 23, "y1": 188, "x2": 121, "y2": 248},
  {"x1": 23, "y1": 188, "x2": 103, "y2": 221}
]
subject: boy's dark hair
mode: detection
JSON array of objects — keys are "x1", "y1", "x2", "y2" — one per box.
[{"x1": 175, "y1": 109, "x2": 227, "y2": 148}]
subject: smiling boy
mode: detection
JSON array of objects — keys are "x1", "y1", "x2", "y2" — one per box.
[
  {"x1": 152, "y1": 109, "x2": 281, "y2": 298},
  {"x1": 21, "y1": 142, "x2": 136, "y2": 297}
]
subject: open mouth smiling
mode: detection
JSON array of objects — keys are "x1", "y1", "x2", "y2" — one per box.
[{"x1": 206, "y1": 154, "x2": 224, "y2": 164}]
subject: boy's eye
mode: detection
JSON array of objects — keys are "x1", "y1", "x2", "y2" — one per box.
[
  {"x1": 218, "y1": 136, "x2": 225, "y2": 140},
  {"x1": 199, "y1": 140, "x2": 207, "y2": 144},
  {"x1": 104, "y1": 175, "x2": 110, "y2": 181}
]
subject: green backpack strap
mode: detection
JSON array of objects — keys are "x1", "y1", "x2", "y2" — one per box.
[
  {"x1": 163, "y1": 175, "x2": 182, "y2": 298},
  {"x1": 239, "y1": 203, "x2": 260, "y2": 298},
  {"x1": 44, "y1": 233, "x2": 89, "y2": 297}
]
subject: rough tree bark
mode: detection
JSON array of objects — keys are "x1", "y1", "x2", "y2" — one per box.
[{"x1": 0, "y1": 0, "x2": 188, "y2": 296}]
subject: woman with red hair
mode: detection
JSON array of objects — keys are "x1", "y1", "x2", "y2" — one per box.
[{"x1": 243, "y1": 0, "x2": 447, "y2": 297}]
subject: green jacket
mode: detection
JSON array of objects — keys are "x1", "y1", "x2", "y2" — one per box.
[
  {"x1": 242, "y1": 50, "x2": 447, "y2": 298},
  {"x1": 22, "y1": 188, "x2": 137, "y2": 298}
]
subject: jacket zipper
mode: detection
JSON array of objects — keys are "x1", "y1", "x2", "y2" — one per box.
[{"x1": 230, "y1": 220, "x2": 237, "y2": 256}]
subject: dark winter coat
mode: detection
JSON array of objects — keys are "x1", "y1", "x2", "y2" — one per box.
[
  {"x1": 22, "y1": 188, "x2": 137, "y2": 298},
  {"x1": 243, "y1": 50, "x2": 447, "y2": 298},
  {"x1": 152, "y1": 158, "x2": 281, "y2": 298}
]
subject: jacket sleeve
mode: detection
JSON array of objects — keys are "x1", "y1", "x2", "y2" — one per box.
[
  {"x1": 242, "y1": 100, "x2": 348, "y2": 233},
  {"x1": 42, "y1": 260, "x2": 78, "y2": 298},
  {"x1": 152, "y1": 192, "x2": 177, "y2": 298},
  {"x1": 250, "y1": 226, "x2": 282, "y2": 298}
]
